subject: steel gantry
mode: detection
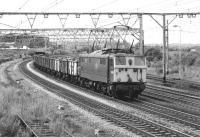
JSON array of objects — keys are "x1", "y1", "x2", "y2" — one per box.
[{"x1": 0, "y1": 27, "x2": 141, "y2": 50}]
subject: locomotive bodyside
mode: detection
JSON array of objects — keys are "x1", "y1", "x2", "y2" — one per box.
[{"x1": 79, "y1": 55, "x2": 109, "y2": 83}]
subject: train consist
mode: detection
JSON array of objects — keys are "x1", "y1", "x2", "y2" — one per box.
[{"x1": 33, "y1": 49, "x2": 147, "y2": 99}]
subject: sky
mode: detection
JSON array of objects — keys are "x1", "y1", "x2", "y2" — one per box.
[{"x1": 0, "y1": 0, "x2": 200, "y2": 44}]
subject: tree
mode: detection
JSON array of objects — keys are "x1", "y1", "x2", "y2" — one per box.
[{"x1": 145, "y1": 48, "x2": 162, "y2": 62}]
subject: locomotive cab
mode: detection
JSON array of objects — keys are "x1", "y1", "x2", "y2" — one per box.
[
  {"x1": 112, "y1": 54, "x2": 146, "y2": 83},
  {"x1": 79, "y1": 49, "x2": 147, "y2": 99},
  {"x1": 109, "y1": 54, "x2": 147, "y2": 99}
]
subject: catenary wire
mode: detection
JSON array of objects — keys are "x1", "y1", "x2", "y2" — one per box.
[{"x1": 17, "y1": 0, "x2": 31, "y2": 11}]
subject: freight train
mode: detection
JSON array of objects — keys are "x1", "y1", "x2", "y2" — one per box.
[{"x1": 33, "y1": 49, "x2": 147, "y2": 100}]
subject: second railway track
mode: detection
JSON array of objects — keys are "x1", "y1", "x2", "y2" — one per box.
[
  {"x1": 143, "y1": 84, "x2": 200, "y2": 109},
  {"x1": 147, "y1": 73, "x2": 200, "y2": 93}
]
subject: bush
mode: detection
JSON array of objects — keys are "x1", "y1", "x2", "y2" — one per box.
[
  {"x1": 182, "y1": 52, "x2": 200, "y2": 66},
  {"x1": 145, "y1": 48, "x2": 162, "y2": 62},
  {"x1": 156, "y1": 67, "x2": 163, "y2": 74},
  {"x1": 169, "y1": 68, "x2": 179, "y2": 74}
]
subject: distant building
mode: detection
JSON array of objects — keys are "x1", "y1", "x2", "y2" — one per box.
[
  {"x1": 190, "y1": 49, "x2": 196, "y2": 52},
  {"x1": 22, "y1": 45, "x2": 29, "y2": 49}
]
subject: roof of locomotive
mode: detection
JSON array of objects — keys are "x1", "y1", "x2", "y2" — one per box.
[
  {"x1": 79, "y1": 49, "x2": 144, "y2": 58},
  {"x1": 79, "y1": 50, "x2": 109, "y2": 58}
]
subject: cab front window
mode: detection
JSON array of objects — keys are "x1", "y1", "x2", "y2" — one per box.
[{"x1": 115, "y1": 56, "x2": 126, "y2": 65}]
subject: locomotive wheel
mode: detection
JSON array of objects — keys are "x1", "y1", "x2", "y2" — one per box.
[
  {"x1": 135, "y1": 94, "x2": 139, "y2": 98},
  {"x1": 75, "y1": 77, "x2": 80, "y2": 85},
  {"x1": 115, "y1": 90, "x2": 124, "y2": 99},
  {"x1": 80, "y1": 78, "x2": 85, "y2": 87},
  {"x1": 112, "y1": 86, "x2": 119, "y2": 98},
  {"x1": 113, "y1": 90, "x2": 119, "y2": 99},
  {"x1": 129, "y1": 91, "x2": 138, "y2": 100}
]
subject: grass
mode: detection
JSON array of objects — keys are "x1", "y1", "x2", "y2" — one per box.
[
  {"x1": 0, "y1": 58, "x2": 94, "y2": 136},
  {"x1": 0, "y1": 86, "x2": 28, "y2": 137},
  {"x1": 0, "y1": 83, "x2": 66, "y2": 136},
  {"x1": 0, "y1": 78, "x2": 99, "y2": 137}
]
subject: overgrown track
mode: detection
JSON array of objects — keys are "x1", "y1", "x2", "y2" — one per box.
[
  {"x1": 19, "y1": 60, "x2": 196, "y2": 137},
  {"x1": 16, "y1": 114, "x2": 55, "y2": 137}
]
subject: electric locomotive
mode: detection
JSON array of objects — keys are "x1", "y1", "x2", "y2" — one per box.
[{"x1": 79, "y1": 48, "x2": 146, "y2": 99}]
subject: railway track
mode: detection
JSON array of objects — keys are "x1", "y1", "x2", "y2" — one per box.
[
  {"x1": 143, "y1": 84, "x2": 200, "y2": 108},
  {"x1": 146, "y1": 74, "x2": 200, "y2": 109},
  {"x1": 19, "y1": 60, "x2": 199, "y2": 137},
  {"x1": 147, "y1": 73, "x2": 200, "y2": 92}
]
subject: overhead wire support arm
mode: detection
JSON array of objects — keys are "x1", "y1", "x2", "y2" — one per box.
[
  {"x1": 149, "y1": 15, "x2": 163, "y2": 28},
  {"x1": 121, "y1": 14, "x2": 132, "y2": 25},
  {"x1": 57, "y1": 14, "x2": 69, "y2": 28},
  {"x1": 90, "y1": 14, "x2": 101, "y2": 28},
  {"x1": 26, "y1": 14, "x2": 37, "y2": 29},
  {"x1": 150, "y1": 14, "x2": 177, "y2": 28},
  {"x1": 167, "y1": 15, "x2": 177, "y2": 26}
]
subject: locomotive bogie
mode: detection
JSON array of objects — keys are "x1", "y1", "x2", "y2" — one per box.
[{"x1": 112, "y1": 82, "x2": 145, "y2": 98}]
